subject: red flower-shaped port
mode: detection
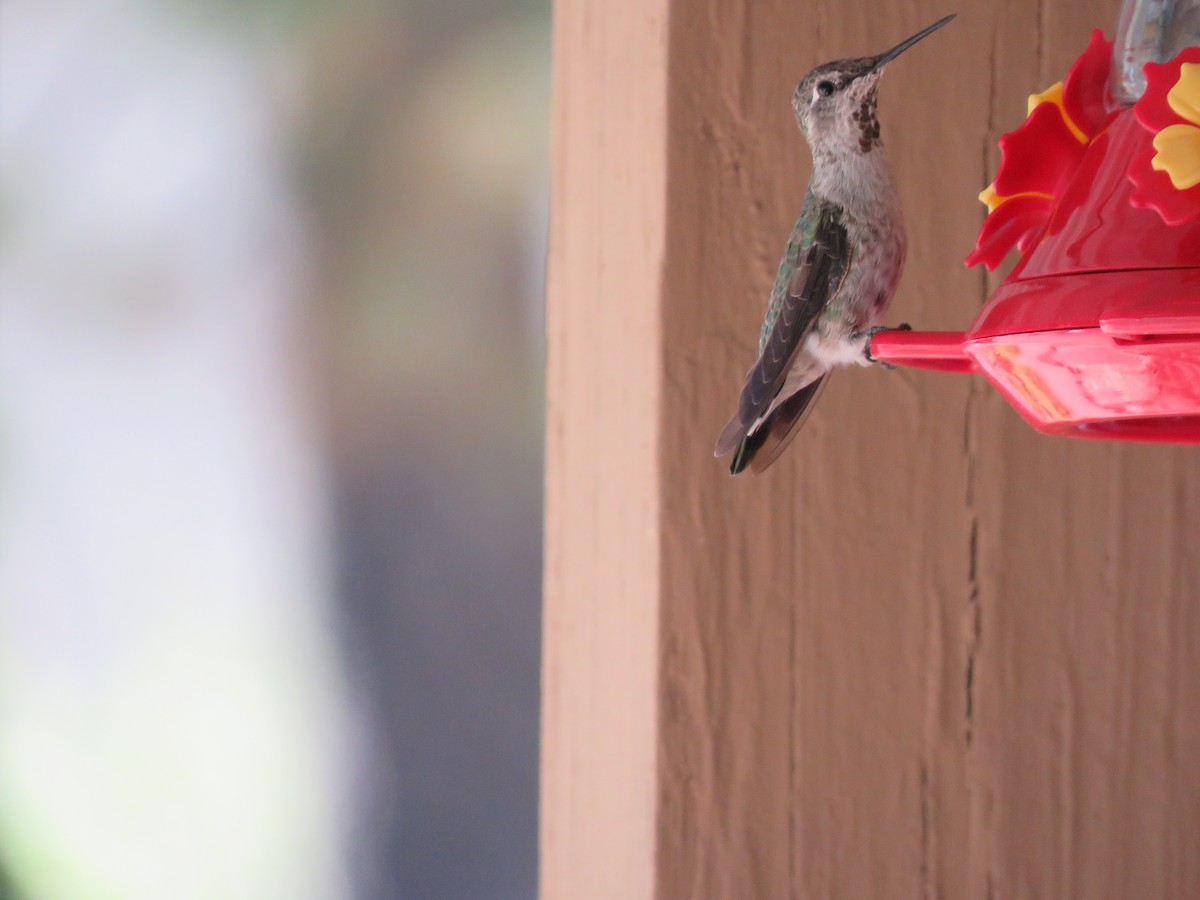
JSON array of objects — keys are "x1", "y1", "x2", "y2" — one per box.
[
  {"x1": 1128, "y1": 48, "x2": 1200, "y2": 225},
  {"x1": 966, "y1": 30, "x2": 1113, "y2": 270}
]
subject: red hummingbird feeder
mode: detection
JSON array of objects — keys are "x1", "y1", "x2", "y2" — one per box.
[{"x1": 870, "y1": 2, "x2": 1200, "y2": 442}]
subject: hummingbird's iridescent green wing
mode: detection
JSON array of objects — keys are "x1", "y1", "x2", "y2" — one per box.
[{"x1": 714, "y1": 199, "x2": 849, "y2": 462}]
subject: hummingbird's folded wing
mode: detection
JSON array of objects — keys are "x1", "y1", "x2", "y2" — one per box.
[{"x1": 714, "y1": 204, "x2": 850, "y2": 460}]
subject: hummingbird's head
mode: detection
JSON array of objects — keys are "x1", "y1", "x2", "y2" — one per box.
[
  {"x1": 793, "y1": 58, "x2": 884, "y2": 155},
  {"x1": 792, "y1": 15, "x2": 955, "y2": 159}
]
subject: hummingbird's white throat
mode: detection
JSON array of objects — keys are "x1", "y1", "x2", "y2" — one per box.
[{"x1": 811, "y1": 142, "x2": 897, "y2": 222}]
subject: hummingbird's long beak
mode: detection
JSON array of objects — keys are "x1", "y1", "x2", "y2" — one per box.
[{"x1": 865, "y1": 13, "x2": 955, "y2": 75}]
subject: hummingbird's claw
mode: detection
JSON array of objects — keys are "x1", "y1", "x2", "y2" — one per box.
[{"x1": 861, "y1": 323, "x2": 912, "y2": 369}]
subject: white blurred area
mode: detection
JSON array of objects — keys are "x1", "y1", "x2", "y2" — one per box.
[{"x1": 0, "y1": 1, "x2": 348, "y2": 896}]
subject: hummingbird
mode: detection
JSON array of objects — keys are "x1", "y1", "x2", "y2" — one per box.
[{"x1": 715, "y1": 15, "x2": 955, "y2": 475}]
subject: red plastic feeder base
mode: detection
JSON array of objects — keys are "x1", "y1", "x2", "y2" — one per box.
[{"x1": 871, "y1": 107, "x2": 1200, "y2": 443}]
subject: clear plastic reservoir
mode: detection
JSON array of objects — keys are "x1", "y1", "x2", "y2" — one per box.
[{"x1": 1111, "y1": 0, "x2": 1200, "y2": 105}]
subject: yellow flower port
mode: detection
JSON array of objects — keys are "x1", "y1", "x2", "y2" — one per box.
[{"x1": 1152, "y1": 62, "x2": 1200, "y2": 190}]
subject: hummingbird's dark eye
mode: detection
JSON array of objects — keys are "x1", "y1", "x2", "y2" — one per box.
[{"x1": 816, "y1": 80, "x2": 835, "y2": 98}]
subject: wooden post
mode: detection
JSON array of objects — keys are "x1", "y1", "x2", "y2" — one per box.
[
  {"x1": 543, "y1": 0, "x2": 1200, "y2": 897},
  {"x1": 541, "y1": 1, "x2": 667, "y2": 896}
]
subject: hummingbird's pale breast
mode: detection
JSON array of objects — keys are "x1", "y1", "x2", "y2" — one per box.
[{"x1": 806, "y1": 155, "x2": 906, "y2": 367}]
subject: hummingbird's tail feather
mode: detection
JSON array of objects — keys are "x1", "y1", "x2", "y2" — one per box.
[
  {"x1": 731, "y1": 372, "x2": 830, "y2": 475},
  {"x1": 728, "y1": 433, "x2": 760, "y2": 475},
  {"x1": 714, "y1": 411, "x2": 748, "y2": 458}
]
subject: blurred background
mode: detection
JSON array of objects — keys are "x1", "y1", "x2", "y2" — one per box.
[{"x1": 0, "y1": 0, "x2": 548, "y2": 897}]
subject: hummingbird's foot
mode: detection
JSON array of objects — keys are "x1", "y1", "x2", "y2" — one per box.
[{"x1": 860, "y1": 323, "x2": 912, "y2": 369}]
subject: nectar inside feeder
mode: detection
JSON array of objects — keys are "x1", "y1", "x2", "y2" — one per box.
[{"x1": 871, "y1": 17, "x2": 1200, "y2": 443}]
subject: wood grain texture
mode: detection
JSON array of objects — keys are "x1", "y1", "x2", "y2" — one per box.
[
  {"x1": 544, "y1": 0, "x2": 1200, "y2": 897},
  {"x1": 658, "y1": 2, "x2": 987, "y2": 896}
]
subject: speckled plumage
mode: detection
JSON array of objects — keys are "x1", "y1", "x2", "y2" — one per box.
[{"x1": 715, "y1": 15, "x2": 953, "y2": 475}]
